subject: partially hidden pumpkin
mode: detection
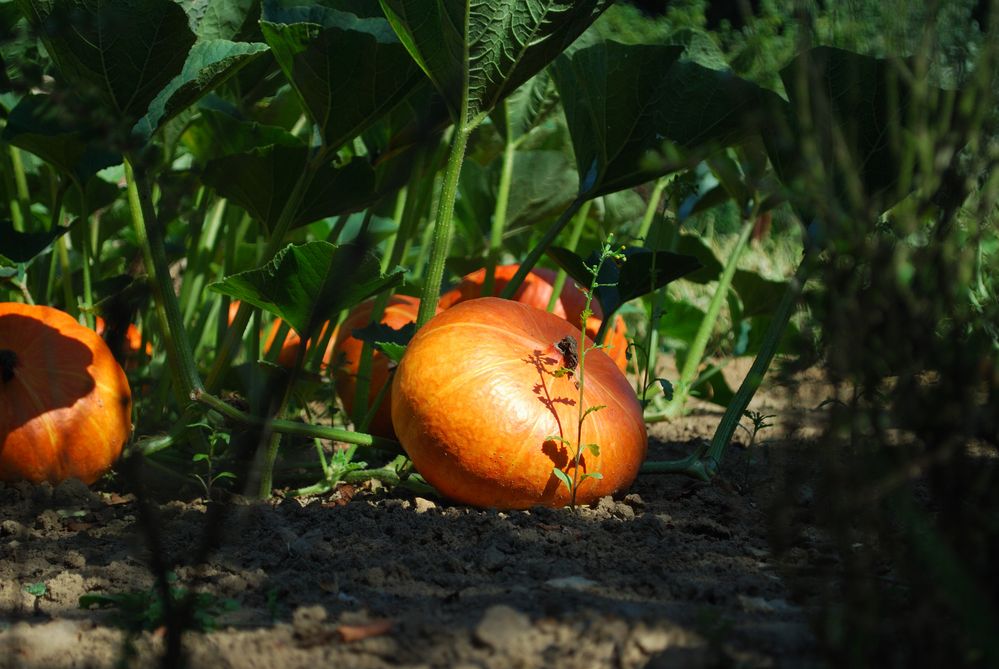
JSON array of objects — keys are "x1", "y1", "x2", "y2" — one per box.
[
  {"x1": 438, "y1": 264, "x2": 630, "y2": 372},
  {"x1": 227, "y1": 301, "x2": 336, "y2": 369},
  {"x1": 94, "y1": 316, "x2": 152, "y2": 368},
  {"x1": 392, "y1": 297, "x2": 647, "y2": 509},
  {"x1": 332, "y1": 295, "x2": 423, "y2": 439},
  {"x1": 0, "y1": 303, "x2": 132, "y2": 485}
]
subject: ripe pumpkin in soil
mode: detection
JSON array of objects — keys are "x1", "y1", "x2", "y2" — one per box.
[
  {"x1": 438, "y1": 264, "x2": 630, "y2": 373},
  {"x1": 0, "y1": 303, "x2": 132, "y2": 485},
  {"x1": 392, "y1": 298, "x2": 647, "y2": 509},
  {"x1": 332, "y1": 295, "x2": 423, "y2": 439}
]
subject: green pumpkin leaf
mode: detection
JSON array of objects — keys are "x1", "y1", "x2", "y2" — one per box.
[
  {"x1": 379, "y1": 0, "x2": 609, "y2": 127},
  {"x1": 15, "y1": 0, "x2": 196, "y2": 122},
  {"x1": 261, "y1": 5, "x2": 424, "y2": 151},
  {"x1": 208, "y1": 241, "x2": 406, "y2": 338},
  {"x1": 179, "y1": 0, "x2": 259, "y2": 41},
  {"x1": 202, "y1": 146, "x2": 377, "y2": 232},
  {"x1": 132, "y1": 40, "x2": 269, "y2": 141},
  {"x1": 546, "y1": 245, "x2": 702, "y2": 316},
  {"x1": 552, "y1": 41, "x2": 776, "y2": 197},
  {"x1": 181, "y1": 106, "x2": 303, "y2": 164},
  {"x1": 2, "y1": 94, "x2": 120, "y2": 184},
  {"x1": 0, "y1": 218, "x2": 75, "y2": 264}
]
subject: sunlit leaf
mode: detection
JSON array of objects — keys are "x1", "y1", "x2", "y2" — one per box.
[
  {"x1": 379, "y1": 0, "x2": 609, "y2": 126},
  {"x1": 209, "y1": 241, "x2": 406, "y2": 338}
]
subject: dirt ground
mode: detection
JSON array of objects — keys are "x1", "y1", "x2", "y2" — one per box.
[{"x1": 0, "y1": 364, "x2": 833, "y2": 669}]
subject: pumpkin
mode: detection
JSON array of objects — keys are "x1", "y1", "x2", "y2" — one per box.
[
  {"x1": 438, "y1": 264, "x2": 630, "y2": 372},
  {"x1": 392, "y1": 297, "x2": 647, "y2": 509},
  {"x1": 0, "y1": 303, "x2": 132, "y2": 484},
  {"x1": 94, "y1": 316, "x2": 152, "y2": 367},
  {"x1": 332, "y1": 295, "x2": 423, "y2": 438},
  {"x1": 227, "y1": 301, "x2": 336, "y2": 369}
]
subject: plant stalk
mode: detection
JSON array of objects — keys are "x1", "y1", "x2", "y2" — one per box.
[
  {"x1": 547, "y1": 199, "x2": 592, "y2": 312},
  {"x1": 417, "y1": 123, "x2": 472, "y2": 326},
  {"x1": 660, "y1": 218, "x2": 754, "y2": 418},
  {"x1": 482, "y1": 131, "x2": 516, "y2": 295}
]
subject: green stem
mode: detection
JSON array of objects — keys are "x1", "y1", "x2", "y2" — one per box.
[
  {"x1": 482, "y1": 132, "x2": 516, "y2": 295},
  {"x1": 295, "y1": 466, "x2": 435, "y2": 497},
  {"x1": 417, "y1": 123, "x2": 472, "y2": 327},
  {"x1": 55, "y1": 237, "x2": 77, "y2": 318},
  {"x1": 77, "y1": 186, "x2": 94, "y2": 329},
  {"x1": 189, "y1": 389, "x2": 403, "y2": 454},
  {"x1": 636, "y1": 176, "x2": 671, "y2": 243},
  {"x1": 124, "y1": 157, "x2": 203, "y2": 401},
  {"x1": 699, "y1": 253, "x2": 808, "y2": 467},
  {"x1": 499, "y1": 197, "x2": 585, "y2": 301},
  {"x1": 8, "y1": 146, "x2": 30, "y2": 231},
  {"x1": 547, "y1": 199, "x2": 592, "y2": 313},
  {"x1": 642, "y1": 254, "x2": 808, "y2": 476},
  {"x1": 660, "y1": 218, "x2": 754, "y2": 418}
]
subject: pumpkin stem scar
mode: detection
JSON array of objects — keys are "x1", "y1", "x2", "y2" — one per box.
[{"x1": 0, "y1": 349, "x2": 16, "y2": 383}]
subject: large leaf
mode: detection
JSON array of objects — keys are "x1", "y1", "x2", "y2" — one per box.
[
  {"x1": 552, "y1": 41, "x2": 776, "y2": 197},
  {"x1": 490, "y1": 70, "x2": 560, "y2": 143},
  {"x1": 260, "y1": 5, "x2": 423, "y2": 150},
  {"x1": 15, "y1": 0, "x2": 195, "y2": 122},
  {"x1": 764, "y1": 46, "x2": 957, "y2": 218},
  {"x1": 379, "y1": 0, "x2": 609, "y2": 127},
  {"x1": 132, "y1": 39, "x2": 269, "y2": 141},
  {"x1": 546, "y1": 245, "x2": 702, "y2": 316},
  {"x1": 0, "y1": 218, "x2": 74, "y2": 265},
  {"x1": 208, "y1": 241, "x2": 406, "y2": 337},
  {"x1": 181, "y1": 106, "x2": 302, "y2": 164},
  {"x1": 731, "y1": 269, "x2": 787, "y2": 320},
  {"x1": 202, "y1": 146, "x2": 377, "y2": 231},
  {"x1": 2, "y1": 94, "x2": 120, "y2": 184},
  {"x1": 178, "y1": 0, "x2": 259, "y2": 41}
]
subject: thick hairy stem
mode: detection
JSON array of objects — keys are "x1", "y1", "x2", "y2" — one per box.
[
  {"x1": 124, "y1": 157, "x2": 203, "y2": 400},
  {"x1": 417, "y1": 124, "x2": 472, "y2": 326}
]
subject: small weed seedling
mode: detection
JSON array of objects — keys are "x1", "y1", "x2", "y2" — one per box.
[
  {"x1": 188, "y1": 422, "x2": 236, "y2": 499},
  {"x1": 548, "y1": 238, "x2": 627, "y2": 509},
  {"x1": 737, "y1": 410, "x2": 777, "y2": 484},
  {"x1": 79, "y1": 572, "x2": 238, "y2": 633}
]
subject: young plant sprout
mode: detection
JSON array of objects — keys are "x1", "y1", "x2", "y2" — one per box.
[{"x1": 548, "y1": 236, "x2": 628, "y2": 509}]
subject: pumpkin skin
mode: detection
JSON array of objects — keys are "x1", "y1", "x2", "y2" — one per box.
[
  {"x1": 0, "y1": 303, "x2": 132, "y2": 485},
  {"x1": 332, "y1": 295, "x2": 423, "y2": 438},
  {"x1": 438, "y1": 264, "x2": 630, "y2": 373},
  {"x1": 392, "y1": 297, "x2": 647, "y2": 509}
]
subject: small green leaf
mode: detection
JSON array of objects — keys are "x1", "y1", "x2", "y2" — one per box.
[
  {"x1": 582, "y1": 405, "x2": 606, "y2": 420},
  {"x1": 552, "y1": 467, "x2": 573, "y2": 491},
  {"x1": 25, "y1": 582, "x2": 46, "y2": 597},
  {"x1": 545, "y1": 435, "x2": 571, "y2": 446},
  {"x1": 657, "y1": 378, "x2": 674, "y2": 401},
  {"x1": 192, "y1": 453, "x2": 210, "y2": 462},
  {"x1": 349, "y1": 319, "x2": 416, "y2": 365},
  {"x1": 584, "y1": 442, "x2": 600, "y2": 456},
  {"x1": 579, "y1": 472, "x2": 603, "y2": 481}
]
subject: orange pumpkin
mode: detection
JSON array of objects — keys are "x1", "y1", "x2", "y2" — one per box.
[
  {"x1": 94, "y1": 316, "x2": 152, "y2": 367},
  {"x1": 439, "y1": 264, "x2": 630, "y2": 372},
  {"x1": 0, "y1": 303, "x2": 132, "y2": 484},
  {"x1": 392, "y1": 297, "x2": 647, "y2": 509},
  {"x1": 332, "y1": 295, "x2": 423, "y2": 438},
  {"x1": 226, "y1": 301, "x2": 336, "y2": 368}
]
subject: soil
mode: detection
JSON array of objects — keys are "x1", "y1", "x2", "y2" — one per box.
[{"x1": 1, "y1": 364, "x2": 832, "y2": 669}]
